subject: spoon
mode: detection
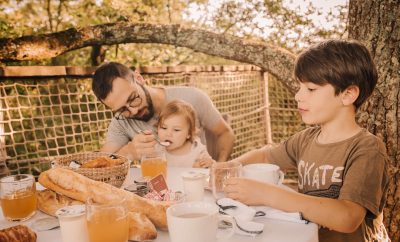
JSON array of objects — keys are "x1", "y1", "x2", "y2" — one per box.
[
  {"x1": 31, "y1": 217, "x2": 60, "y2": 231},
  {"x1": 218, "y1": 215, "x2": 263, "y2": 235},
  {"x1": 154, "y1": 134, "x2": 171, "y2": 147},
  {"x1": 140, "y1": 130, "x2": 170, "y2": 147}
]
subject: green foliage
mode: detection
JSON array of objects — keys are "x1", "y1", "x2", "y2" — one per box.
[
  {"x1": 0, "y1": 0, "x2": 347, "y2": 65},
  {"x1": 185, "y1": 0, "x2": 347, "y2": 53}
]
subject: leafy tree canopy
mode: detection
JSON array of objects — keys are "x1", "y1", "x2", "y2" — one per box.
[{"x1": 0, "y1": 0, "x2": 347, "y2": 66}]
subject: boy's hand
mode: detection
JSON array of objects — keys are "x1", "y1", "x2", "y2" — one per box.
[{"x1": 224, "y1": 177, "x2": 273, "y2": 206}]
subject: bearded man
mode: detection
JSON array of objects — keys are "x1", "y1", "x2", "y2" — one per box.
[{"x1": 92, "y1": 62, "x2": 234, "y2": 162}]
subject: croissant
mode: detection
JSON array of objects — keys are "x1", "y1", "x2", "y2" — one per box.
[
  {"x1": 80, "y1": 156, "x2": 124, "y2": 168},
  {"x1": 0, "y1": 225, "x2": 37, "y2": 242}
]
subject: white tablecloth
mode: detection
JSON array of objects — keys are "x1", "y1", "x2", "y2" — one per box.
[{"x1": 0, "y1": 167, "x2": 319, "y2": 242}]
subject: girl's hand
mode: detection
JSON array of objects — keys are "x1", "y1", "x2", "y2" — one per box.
[
  {"x1": 193, "y1": 150, "x2": 215, "y2": 168},
  {"x1": 224, "y1": 177, "x2": 273, "y2": 206},
  {"x1": 193, "y1": 158, "x2": 216, "y2": 168}
]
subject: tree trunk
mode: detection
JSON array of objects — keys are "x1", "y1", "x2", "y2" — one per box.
[{"x1": 348, "y1": 0, "x2": 400, "y2": 240}]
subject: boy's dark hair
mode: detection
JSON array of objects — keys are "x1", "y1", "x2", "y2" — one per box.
[
  {"x1": 294, "y1": 39, "x2": 378, "y2": 109},
  {"x1": 92, "y1": 62, "x2": 134, "y2": 101}
]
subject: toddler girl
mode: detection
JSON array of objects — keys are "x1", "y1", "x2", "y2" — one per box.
[{"x1": 157, "y1": 100, "x2": 215, "y2": 168}]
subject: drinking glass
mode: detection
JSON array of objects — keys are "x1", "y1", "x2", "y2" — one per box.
[
  {"x1": 181, "y1": 171, "x2": 207, "y2": 202},
  {"x1": 86, "y1": 198, "x2": 129, "y2": 242},
  {"x1": 210, "y1": 161, "x2": 242, "y2": 200},
  {"x1": 140, "y1": 146, "x2": 167, "y2": 179},
  {"x1": 0, "y1": 174, "x2": 37, "y2": 221},
  {"x1": 56, "y1": 205, "x2": 89, "y2": 242}
]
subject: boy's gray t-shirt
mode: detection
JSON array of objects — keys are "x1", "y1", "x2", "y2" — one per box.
[
  {"x1": 265, "y1": 127, "x2": 389, "y2": 242},
  {"x1": 104, "y1": 86, "x2": 222, "y2": 148}
]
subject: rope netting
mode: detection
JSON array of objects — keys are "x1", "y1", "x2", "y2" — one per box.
[
  {"x1": 268, "y1": 75, "x2": 306, "y2": 142},
  {"x1": 0, "y1": 66, "x2": 302, "y2": 178}
]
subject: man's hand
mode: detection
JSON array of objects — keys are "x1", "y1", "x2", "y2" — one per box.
[{"x1": 118, "y1": 130, "x2": 157, "y2": 160}]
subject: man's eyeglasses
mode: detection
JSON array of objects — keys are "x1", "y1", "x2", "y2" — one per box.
[{"x1": 113, "y1": 91, "x2": 142, "y2": 120}]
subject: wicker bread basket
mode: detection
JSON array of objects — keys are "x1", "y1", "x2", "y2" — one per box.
[{"x1": 54, "y1": 152, "x2": 130, "y2": 188}]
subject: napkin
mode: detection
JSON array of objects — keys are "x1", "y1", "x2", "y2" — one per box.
[
  {"x1": 217, "y1": 198, "x2": 264, "y2": 237},
  {"x1": 217, "y1": 197, "x2": 309, "y2": 238},
  {"x1": 253, "y1": 205, "x2": 309, "y2": 224}
]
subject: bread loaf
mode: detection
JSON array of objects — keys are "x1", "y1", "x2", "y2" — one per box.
[
  {"x1": 38, "y1": 167, "x2": 169, "y2": 230},
  {"x1": 37, "y1": 189, "x2": 83, "y2": 216},
  {"x1": 128, "y1": 212, "x2": 157, "y2": 241},
  {"x1": 37, "y1": 189, "x2": 157, "y2": 241},
  {"x1": 0, "y1": 225, "x2": 36, "y2": 242}
]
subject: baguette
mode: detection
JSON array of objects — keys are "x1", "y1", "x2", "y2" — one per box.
[
  {"x1": 37, "y1": 189, "x2": 83, "y2": 216},
  {"x1": 0, "y1": 225, "x2": 36, "y2": 242},
  {"x1": 128, "y1": 212, "x2": 157, "y2": 241},
  {"x1": 38, "y1": 167, "x2": 169, "y2": 230},
  {"x1": 37, "y1": 189, "x2": 156, "y2": 241}
]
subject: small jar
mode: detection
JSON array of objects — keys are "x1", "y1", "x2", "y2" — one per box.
[
  {"x1": 134, "y1": 176, "x2": 151, "y2": 187},
  {"x1": 124, "y1": 183, "x2": 149, "y2": 197}
]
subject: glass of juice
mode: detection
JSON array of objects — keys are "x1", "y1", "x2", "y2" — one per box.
[
  {"x1": 0, "y1": 174, "x2": 37, "y2": 221},
  {"x1": 140, "y1": 146, "x2": 167, "y2": 179},
  {"x1": 86, "y1": 198, "x2": 129, "y2": 242}
]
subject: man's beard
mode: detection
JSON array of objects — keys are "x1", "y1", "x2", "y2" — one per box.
[{"x1": 131, "y1": 83, "x2": 154, "y2": 122}]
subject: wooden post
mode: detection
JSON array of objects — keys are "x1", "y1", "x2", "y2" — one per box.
[
  {"x1": 263, "y1": 72, "x2": 273, "y2": 145},
  {"x1": 0, "y1": 94, "x2": 10, "y2": 177}
]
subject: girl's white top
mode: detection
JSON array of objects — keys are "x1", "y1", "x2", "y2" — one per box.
[{"x1": 166, "y1": 137, "x2": 211, "y2": 167}]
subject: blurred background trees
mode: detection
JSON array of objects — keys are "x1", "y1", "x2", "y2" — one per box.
[{"x1": 0, "y1": 0, "x2": 347, "y2": 66}]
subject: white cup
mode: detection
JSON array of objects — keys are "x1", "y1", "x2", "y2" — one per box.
[
  {"x1": 167, "y1": 201, "x2": 235, "y2": 242},
  {"x1": 56, "y1": 205, "x2": 89, "y2": 242},
  {"x1": 243, "y1": 164, "x2": 284, "y2": 185},
  {"x1": 181, "y1": 171, "x2": 207, "y2": 202}
]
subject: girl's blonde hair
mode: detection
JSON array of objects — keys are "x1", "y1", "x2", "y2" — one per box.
[{"x1": 157, "y1": 100, "x2": 197, "y2": 142}]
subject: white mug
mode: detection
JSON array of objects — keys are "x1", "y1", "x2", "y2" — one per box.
[
  {"x1": 243, "y1": 164, "x2": 284, "y2": 185},
  {"x1": 167, "y1": 201, "x2": 235, "y2": 242}
]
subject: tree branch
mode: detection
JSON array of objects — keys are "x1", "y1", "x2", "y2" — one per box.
[
  {"x1": 46, "y1": 0, "x2": 53, "y2": 32},
  {"x1": 0, "y1": 22, "x2": 296, "y2": 90}
]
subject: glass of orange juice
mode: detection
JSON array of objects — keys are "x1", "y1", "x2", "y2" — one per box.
[
  {"x1": 0, "y1": 174, "x2": 37, "y2": 221},
  {"x1": 86, "y1": 198, "x2": 129, "y2": 242},
  {"x1": 140, "y1": 146, "x2": 167, "y2": 179}
]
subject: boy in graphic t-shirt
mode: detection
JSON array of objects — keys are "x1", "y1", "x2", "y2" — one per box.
[{"x1": 224, "y1": 39, "x2": 390, "y2": 242}]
